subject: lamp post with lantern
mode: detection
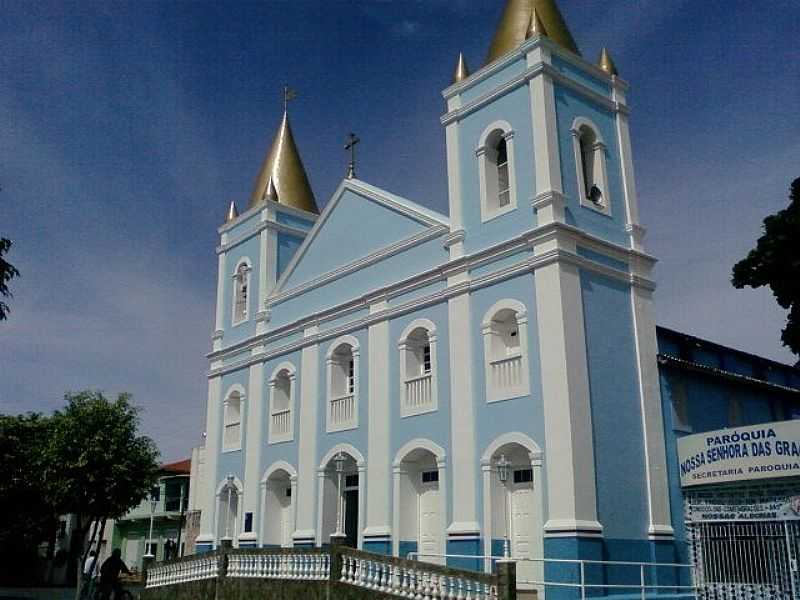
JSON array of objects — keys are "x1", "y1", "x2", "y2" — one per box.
[
  {"x1": 496, "y1": 454, "x2": 511, "y2": 560},
  {"x1": 143, "y1": 484, "x2": 160, "y2": 559},
  {"x1": 333, "y1": 452, "x2": 346, "y2": 538}
]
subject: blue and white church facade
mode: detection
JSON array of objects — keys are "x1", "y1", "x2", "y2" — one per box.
[{"x1": 195, "y1": 0, "x2": 678, "y2": 573}]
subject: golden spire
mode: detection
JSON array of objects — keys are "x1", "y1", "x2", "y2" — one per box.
[
  {"x1": 453, "y1": 52, "x2": 471, "y2": 84},
  {"x1": 485, "y1": 0, "x2": 580, "y2": 65},
  {"x1": 598, "y1": 47, "x2": 618, "y2": 76},
  {"x1": 247, "y1": 107, "x2": 318, "y2": 214},
  {"x1": 526, "y1": 7, "x2": 548, "y2": 39},
  {"x1": 225, "y1": 200, "x2": 239, "y2": 223}
]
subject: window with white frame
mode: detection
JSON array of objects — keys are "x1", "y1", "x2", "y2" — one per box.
[
  {"x1": 327, "y1": 338, "x2": 359, "y2": 432},
  {"x1": 571, "y1": 118, "x2": 610, "y2": 214},
  {"x1": 269, "y1": 365, "x2": 295, "y2": 443},
  {"x1": 223, "y1": 391, "x2": 243, "y2": 451},
  {"x1": 477, "y1": 123, "x2": 517, "y2": 221},
  {"x1": 482, "y1": 301, "x2": 530, "y2": 403},
  {"x1": 399, "y1": 321, "x2": 438, "y2": 417},
  {"x1": 232, "y1": 261, "x2": 251, "y2": 324}
]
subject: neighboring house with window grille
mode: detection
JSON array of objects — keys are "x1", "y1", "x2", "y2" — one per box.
[
  {"x1": 113, "y1": 459, "x2": 192, "y2": 572},
  {"x1": 189, "y1": 2, "x2": 800, "y2": 597}
]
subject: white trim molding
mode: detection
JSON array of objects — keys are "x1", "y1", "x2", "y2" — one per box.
[
  {"x1": 325, "y1": 334, "x2": 360, "y2": 433},
  {"x1": 477, "y1": 120, "x2": 518, "y2": 222},
  {"x1": 267, "y1": 361, "x2": 296, "y2": 444},
  {"x1": 570, "y1": 116, "x2": 611, "y2": 216},
  {"x1": 398, "y1": 318, "x2": 439, "y2": 417},
  {"x1": 481, "y1": 299, "x2": 531, "y2": 403}
]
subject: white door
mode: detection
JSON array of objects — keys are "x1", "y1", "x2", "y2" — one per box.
[
  {"x1": 510, "y1": 470, "x2": 536, "y2": 585},
  {"x1": 281, "y1": 487, "x2": 292, "y2": 547},
  {"x1": 418, "y1": 481, "x2": 443, "y2": 564}
]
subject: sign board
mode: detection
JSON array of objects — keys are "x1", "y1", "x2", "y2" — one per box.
[
  {"x1": 678, "y1": 419, "x2": 800, "y2": 488},
  {"x1": 687, "y1": 495, "x2": 800, "y2": 522}
]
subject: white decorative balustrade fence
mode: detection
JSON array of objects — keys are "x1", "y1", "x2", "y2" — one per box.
[
  {"x1": 329, "y1": 393, "x2": 355, "y2": 426},
  {"x1": 146, "y1": 554, "x2": 220, "y2": 588},
  {"x1": 271, "y1": 409, "x2": 291, "y2": 435},
  {"x1": 341, "y1": 551, "x2": 498, "y2": 600},
  {"x1": 489, "y1": 354, "x2": 522, "y2": 393},
  {"x1": 227, "y1": 551, "x2": 330, "y2": 580},
  {"x1": 404, "y1": 374, "x2": 433, "y2": 411}
]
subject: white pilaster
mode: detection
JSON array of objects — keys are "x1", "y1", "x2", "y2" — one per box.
[
  {"x1": 630, "y1": 272, "x2": 674, "y2": 538},
  {"x1": 446, "y1": 282, "x2": 480, "y2": 535},
  {"x1": 534, "y1": 237, "x2": 602, "y2": 536},
  {"x1": 213, "y1": 250, "x2": 227, "y2": 352},
  {"x1": 293, "y1": 326, "x2": 319, "y2": 542},
  {"x1": 240, "y1": 359, "x2": 264, "y2": 544},
  {"x1": 613, "y1": 84, "x2": 645, "y2": 252},
  {"x1": 444, "y1": 94, "x2": 466, "y2": 259},
  {"x1": 364, "y1": 299, "x2": 392, "y2": 539},
  {"x1": 197, "y1": 376, "x2": 222, "y2": 545},
  {"x1": 527, "y1": 45, "x2": 564, "y2": 225}
]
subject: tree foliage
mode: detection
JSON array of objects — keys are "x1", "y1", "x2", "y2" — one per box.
[
  {"x1": 0, "y1": 237, "x2": 20, "y2": 321},
  {"x1": 0, "y1": 413, "x2": 59, "y2": 578},
  {"x1": 732, "y1": 177, "x2": 800, "y2": 356}
]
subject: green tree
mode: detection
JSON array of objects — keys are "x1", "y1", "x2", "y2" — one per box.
[
  {"x1": 0, "y1": 413, "x2": 59, "y2": 584},
  {"x1": 0, "y1": 237, "x2": 20, "y2": 321},
  {"x1": 44, "y1": 391, "x2": 160, "y2": 596},
  {"x1": 732, "y1": 177, "x2": 800, "y2": 356}
]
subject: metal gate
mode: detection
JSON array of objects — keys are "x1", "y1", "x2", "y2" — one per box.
[{"x1": 690, "y1": 520, "x2": 799, "y2": 600}]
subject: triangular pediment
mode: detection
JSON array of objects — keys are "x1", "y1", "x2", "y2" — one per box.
[{"x1": 274, "y1": 179, "x2": 449, "y2": 295}]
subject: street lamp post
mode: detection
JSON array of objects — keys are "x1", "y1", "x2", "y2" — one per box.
[
  {"x1": 143, "y1": 485, "x2": 159, "y2": 559},
  {"x1": 496, "y1": 454, "x2": 511, "y2": 560},
  {"x1": 333, "y1": 452, "x2": 346, "y2": 537}
]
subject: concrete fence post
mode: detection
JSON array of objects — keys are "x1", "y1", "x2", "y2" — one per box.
[
  {"x1": 329, "y1": 534, "x2": 347, "y2": 584},
  {"x1": 496, "y1": 560, "x2": 517, "y2": 600},
  {"x1": 142, "y1": 555, "x2": 155, "y2": 588}
]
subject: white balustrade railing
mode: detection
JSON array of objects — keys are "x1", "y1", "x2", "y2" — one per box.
[
  {"x1": 340, "y1": 553, "x2": 497, "y2": 600},
  {"x1": 227, "y1": 552, "x2": 330, "y2": 581},
  {"x1": 329, "y1": 393, "x2": 355, "y2": 426},
  {"x1": 271, "y1": 409, "x2": 291, "y2": 435},
  {"x1": 404, "y1": 374, "x2": 433, "y2": 410},
  {"x1": 489, "y1": 354, "x2": 522, "y2": 393},
  {"x1": 145, "y1": 555, "x2": 219, "y2": 588}
]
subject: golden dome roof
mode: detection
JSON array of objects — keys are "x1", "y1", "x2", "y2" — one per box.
[
  {"x1": 485, "y1": 0, "x2": 579, "y2": 65},
  {"x1": 248, "y1": 109, "x2": 318, "y2": 214}
]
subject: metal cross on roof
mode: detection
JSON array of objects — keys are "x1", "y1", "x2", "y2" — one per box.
[{"x1": 345, "y1": 132, "x2": 360, "y2": 179}]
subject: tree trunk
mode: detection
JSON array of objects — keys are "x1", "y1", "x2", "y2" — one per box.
[{"x1": 74, "y1": 517, "x2": 101, "y2": 600}]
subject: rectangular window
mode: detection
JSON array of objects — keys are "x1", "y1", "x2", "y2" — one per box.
[
  {"x1": 422, "y1": 344, "x2": 432, "y2": 374},
  {"x1": 345, "y1": 474, "x2": 359, "y2": 489},
  {"x1": 347, "y1": 359, "x2": 355, "y2": 394},
  {"x1": 244, "y1": 512, "x2": 253, "y2": 533},
  {"x1": 421, "y1": 470, "x2": 439, "y2": 484},
  {"x1": 513, "y1": 469, "x2": 533, "y2": 484}
]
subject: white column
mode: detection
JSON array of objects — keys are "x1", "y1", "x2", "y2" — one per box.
[
  {"x1": 446, "y1": 283, "x2": 479, "y2": 536},
  {"x1": 213, "y1": 249, "x2": 227, "y2": 352},
  {"x1": 294, "y1": 327, "x2": 319, "y2": 543},
  {"x1": 364, "y1": 299, "x2": 391, "y2": 541},
  {"x1": 528, "y1": 45, "x2": 566, "y2": 224},
  {"x1": 357, "y1": 463, "x2": 367, "y2": 550},
  {"x1": 444, "y1": 93, "x2": 466, "y2": 259},
  {"x1": 391, "y1": 464, "x2": 404, "y2": 556},
  {"x1": 612, "y1": 83, "x2": 646, "y2": 252},
  {"x1": 197, "y1": 376, "x2": 222, "y2": 545},
  {"x1": 534, "y1": 238, "x2": 602, "y2": 536},
  {"x1": 630, "y1": 274, "x2": 673, "y2": 538},
  {"x1": 240, "y1": 359, "x2": 264, "y2": 545},
  {"x1": 256, "y1": 207, "x2": 274, "y2": 336}
]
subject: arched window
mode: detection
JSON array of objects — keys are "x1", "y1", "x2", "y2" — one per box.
[
  {"x1": 232, "y1": 261, "x2": 251, "y2": 324},
  {"x1": 571, "y1": 118, "x2": 610, "y2": 214},
  {"x1": 326, "y1": 337, "x2": 360, "y2": 432},
  {"x1": 223, "y1": 390, "x2": 243, "y2": 451},
  {"x1": 269, "y1": 364, "x2": 295, "y2": 444},
  {"x1": 482, "y1": 300, "x2": 530, "y2": 402},
  {"x1": 477, "y1": 122, "x2": 517, "y2": 221},
  {"x1": 216, "y1": 477, "x2": 241, "y2": 544},
  {"x1": 399, "y1": 320, "x2": 438, "y2": 417}
]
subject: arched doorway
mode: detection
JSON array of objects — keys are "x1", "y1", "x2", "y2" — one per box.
[
  {"x1": 215, "y1": 475, "x2": 242, "y2": 547},
  {"x1": 317, "y1": 445, "x2": 365, "y2": 548},
  {"x1": 392, "y1": 440, "x2": 447, "y2": 563},
  {"x1": 261, "y1": 463, "x2": 296, "y2": 548},
  {"x1": 482, "y1": 434, "x2": 544, "y2": 588}
]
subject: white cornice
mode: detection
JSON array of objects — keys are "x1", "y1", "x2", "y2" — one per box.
[
  {"x1": 218, "y1": 201, "x2": 317, "y2": 235},
  {"x1": 208, "y1": 223, "x2": 656, "y2": 376},
  {"x1": 216, "y1": 220, "x2": 310, "y2": 255}
]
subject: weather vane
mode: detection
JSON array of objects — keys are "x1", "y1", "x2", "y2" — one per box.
[
  {"x1": 283, "y1": 85, "x2": 297, "y2": 112},
  {"x1": 345, "y1": 132, "x2": 360, "y2": 179}
]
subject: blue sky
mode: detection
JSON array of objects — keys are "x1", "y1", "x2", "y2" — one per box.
[{"x1": 2, "y1": 1, "x2": 799, "y2": 461}]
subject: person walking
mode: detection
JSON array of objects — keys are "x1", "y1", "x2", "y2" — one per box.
[{"x1": 98, "y1": 548, "x2": 131, "y2": 600}]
